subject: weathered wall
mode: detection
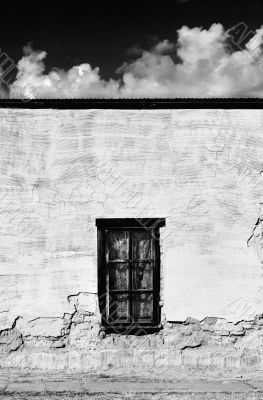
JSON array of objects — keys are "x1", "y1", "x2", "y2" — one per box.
[{"x1": 0, "y1": 108, "x2": 263, "y2": 370}]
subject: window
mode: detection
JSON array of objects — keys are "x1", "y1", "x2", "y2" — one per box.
[{"x1": 96, "y1": 218, "x2": 165, "y2": 332}]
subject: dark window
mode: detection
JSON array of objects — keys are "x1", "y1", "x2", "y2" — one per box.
[{"x1": 96, "y1": 218, "x2": 165, "y2": 332}]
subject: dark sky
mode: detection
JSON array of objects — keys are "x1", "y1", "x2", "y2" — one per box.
[{"x1": 1, "y1": 0, "x2": 263, "y2": 79}]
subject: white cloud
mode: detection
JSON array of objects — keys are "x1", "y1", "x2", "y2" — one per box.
[
  {"x1": 10, "y1": 46, "x2": 119, "y2": 99},
  {"x1": 9, "y1": 24, "x2": 263, "y2": 99}
]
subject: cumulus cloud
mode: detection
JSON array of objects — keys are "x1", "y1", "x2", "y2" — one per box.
[
  {"x1": 10, "y1": 45, "x2": 118, "y2": 99},
  {"x1": 8, "y1": 24, "x2": 263, "y2": 98}
]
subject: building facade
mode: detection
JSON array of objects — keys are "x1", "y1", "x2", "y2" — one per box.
[{"x1": 0, "y1": 100, "x2": 263, "y2": 371}]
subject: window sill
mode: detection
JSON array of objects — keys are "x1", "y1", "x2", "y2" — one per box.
[{"x1": 101, "y1": 323, "x2": 163, "y2": 335}]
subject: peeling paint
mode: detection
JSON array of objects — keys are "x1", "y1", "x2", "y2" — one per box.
[
  {"x1": 0, "y1": 316, "x2": 23, "y2": 353},
  {"x1": 3, "y1": 295, "x2": 263, "y2": 370}
]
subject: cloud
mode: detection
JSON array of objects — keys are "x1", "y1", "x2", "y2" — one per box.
[
  {"x1": 8, "y1": 24, "x2": 263, "y2": 98},
  {"x1": 10, "y1": 45, "x2": 119, "y2": 99}
]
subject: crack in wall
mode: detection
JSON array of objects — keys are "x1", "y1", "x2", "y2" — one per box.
[
  {"x1": 248, "y1": 211, "x2": 263, "y2": 264},
  {"x1": 67, "y1": 291, "x2": 97, "y2": 302}
]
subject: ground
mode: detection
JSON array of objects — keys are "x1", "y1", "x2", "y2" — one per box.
[
  {"x1": 1, "y1": 393, "x2": 263, "y2": 400},
  {"x1": 1, "y1": 370, "x2": 263, "y2": 399}
]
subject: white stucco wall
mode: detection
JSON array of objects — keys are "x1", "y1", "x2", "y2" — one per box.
[{"x1": 0, "y1": 108, "x2": 262, "y2": 328}]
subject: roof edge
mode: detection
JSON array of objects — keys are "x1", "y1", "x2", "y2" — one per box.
[{"x1": 0, "y1": 98, "x2": 263, "y2": 109}]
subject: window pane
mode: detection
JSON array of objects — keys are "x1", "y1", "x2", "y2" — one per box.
[
  {"x1": 132, "y1": 230, "x2": 152, "y2": 260},
  {"x1": 109, "y1": 262, "x2": 129, "y2": 290},
  {"x1": 109, "y1": 294, "x2": 130, "y2": 322},
  {"x1": 133, "y1": 293, "x2": 153, "y2": 321},
  {"x1": 108, "y1": 231, "x2": 129, "y2": 260},
  {"x1": 132, "y1": 262, "x2": 153, "y2": 290}
]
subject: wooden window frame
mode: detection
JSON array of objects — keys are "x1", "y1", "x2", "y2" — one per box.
[{"x1": 96, "y1": 218, "x2": 165, "y2": 333}]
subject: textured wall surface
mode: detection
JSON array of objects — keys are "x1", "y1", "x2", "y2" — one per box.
[{"x1": 0, "y1": 108, "x2": 263, "y2": 370}]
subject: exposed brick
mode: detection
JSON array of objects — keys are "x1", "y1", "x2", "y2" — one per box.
[{"x1": 181, "y1": 325, "x2": 193, "y2": 336}]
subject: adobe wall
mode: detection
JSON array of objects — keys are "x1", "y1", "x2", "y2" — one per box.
[{"x1": 0, "y1": 108, "x2": 263, "y2": 371}]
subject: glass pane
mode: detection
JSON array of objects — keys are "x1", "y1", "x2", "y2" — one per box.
[
  {"x1": 132, "y1": 230, "x2": 152, "y2": 260},
  {"x1": 132, "y1": 262, "x2": 153, "y2": 290},
  {"x1": 108, "y1": 231, "x2": 129, "y2": 260},
  {"x1": 109, "y1": 294, "x2": 130, "y2": 322},
  {"x1": 109, "y1": 262, "x2": 129, "y2": 290},
  {"x1": 133, "y1": 293, "x2": 153, "y2": 321}
]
